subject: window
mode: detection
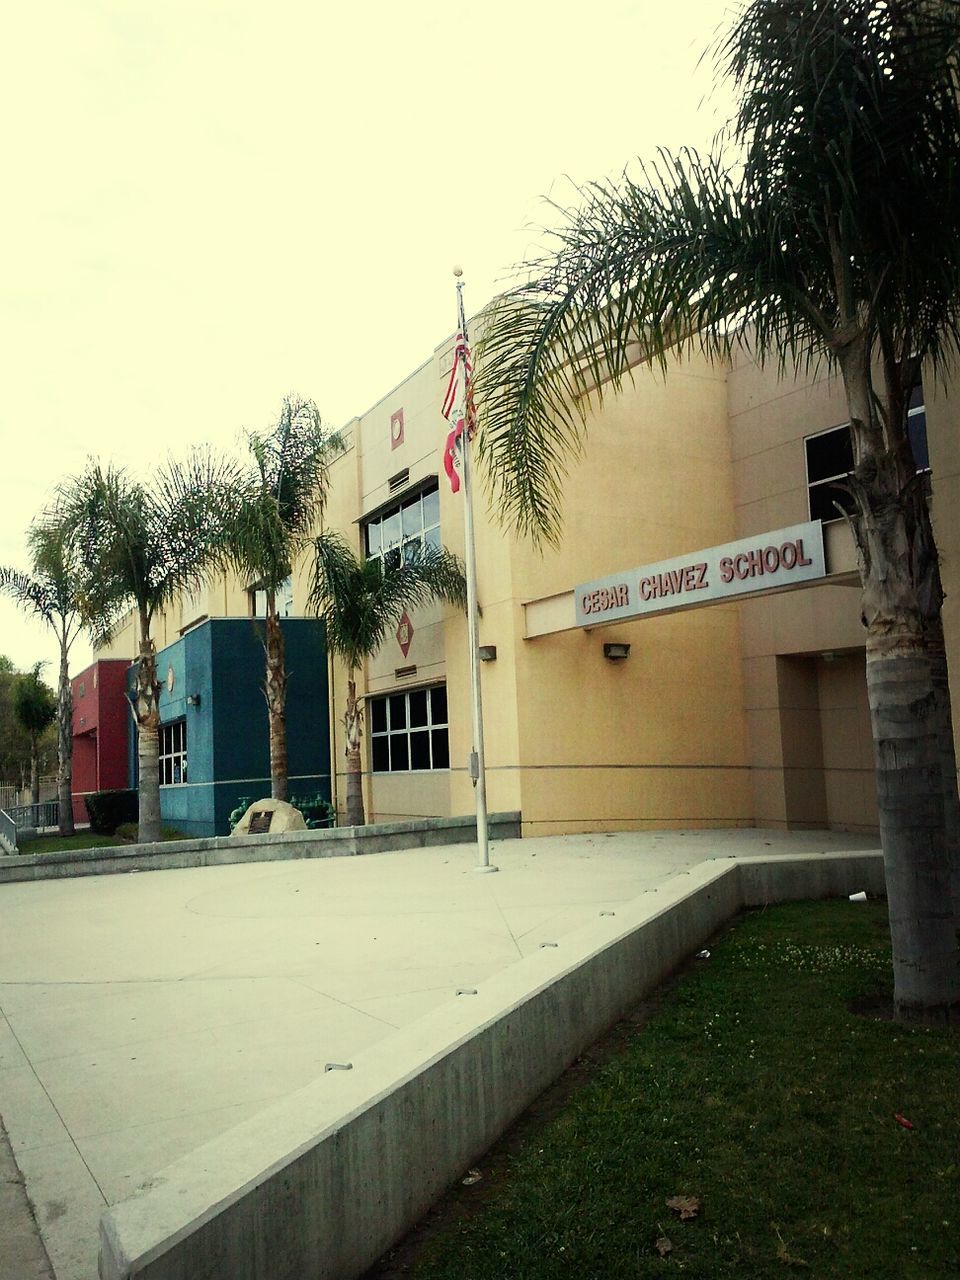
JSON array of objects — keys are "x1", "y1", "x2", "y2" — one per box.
[
  {"x1": 365, "y1": 483, "x2": 440, "y2": 569},
  {"x1": 805, "y1": 425, "x2": 855, "y2": 522},
  {"x1": 805, "y1": 383, "x2": 931, "y2": 522},
  {"x1": 370, "y1": 685, "x2": 449, "y2": 772},
  {"x1": 159, "y1": 721, "x2": 187, "y2": 786},
  {"x1": 250, "y1": 575, "x2": 294, "y2": 618}
]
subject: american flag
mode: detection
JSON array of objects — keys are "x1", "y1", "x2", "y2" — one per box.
[{"x1": 441, "y1": 329, "x2": 475, "y2": 494}]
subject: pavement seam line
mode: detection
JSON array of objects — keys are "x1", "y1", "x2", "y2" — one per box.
[{"x1": 0, "y1": 1006, "x2": 109, "y2": 1207}]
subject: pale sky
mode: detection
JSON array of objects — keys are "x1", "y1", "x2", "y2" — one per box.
[{"x1": 0, "y1": 1, "x2": 734, "y2": 680}]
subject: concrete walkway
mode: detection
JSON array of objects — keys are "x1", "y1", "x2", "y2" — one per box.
[{"x1": 0, "y1": 828, "x2": 879, "y2": 1280}]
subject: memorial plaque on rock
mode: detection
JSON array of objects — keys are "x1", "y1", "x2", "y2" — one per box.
[{"x1": 248, "y1": 810, "x2": 273, "y2": 834}]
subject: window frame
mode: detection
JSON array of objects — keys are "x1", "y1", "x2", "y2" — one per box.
[
  {"x1": 159, "y1": 719, "x2": 188, "y2": 787},
  {"x1": 369, "y1": 684, "x2": 449, "y2": 774},
  {"x1": 804, "y1": 385, "x2": 931, "y2": 523},
  {"x1": 364, "y1": 481, "x2": 441, "y2": 569}
]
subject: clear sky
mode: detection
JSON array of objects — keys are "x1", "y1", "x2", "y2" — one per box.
[{"x1": 0, "y1": 1, "x2": 734, "y2": 680}]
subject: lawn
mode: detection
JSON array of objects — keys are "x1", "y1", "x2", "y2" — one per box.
[
  {"x1": 403, "y1": 901, "x2": 959, "y2": 1280},
  {"x1": 15, "y1": 826, "x2": 185, "y2": 854}
]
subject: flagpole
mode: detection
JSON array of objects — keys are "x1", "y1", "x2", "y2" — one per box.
[{"x1": 454, "y1": 271, "x2": 497, "y2": 873}]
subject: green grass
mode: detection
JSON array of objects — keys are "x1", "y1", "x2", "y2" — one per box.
[
  {"x1": 17, "y1": 826, "x2": 186, "y2": 854},
  {"x1": 411, "y1": 901, "x2": 960, "y2": 1280}
]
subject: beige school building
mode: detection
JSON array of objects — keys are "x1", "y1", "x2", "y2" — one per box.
[{"x1": 98, "y1": 327, "x2": 960, "y2": 838}]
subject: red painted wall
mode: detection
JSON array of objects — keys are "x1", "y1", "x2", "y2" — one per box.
[{"x1": 71, "y1": 660, "x2": 131, "y2": 822}]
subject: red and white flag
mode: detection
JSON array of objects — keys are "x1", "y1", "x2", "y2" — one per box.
[{"x1": 441, "y1": 329, "x2": 475, "y2": 494}]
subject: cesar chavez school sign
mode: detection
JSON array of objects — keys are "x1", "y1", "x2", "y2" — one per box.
[{"x1": 575, "y1": 522, "x2": 827, "y2": 627}]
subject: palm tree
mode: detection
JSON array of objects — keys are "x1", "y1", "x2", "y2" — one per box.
[
  {"x1": 474, "y1": 0, "x2": 960, "y2": 1019},
  {"x1": 0, "y1": 525, "x2": 85, "y2": 834},
  {"x1": 55, "y1": 452, "x2": 241, "y2": 843},
  {"x1": 308, "y1": 534, "x2": 466, "y2": 827},
  {"x1": 220, "y1": 395, "x2": 343, "y2": 801},
  {"x1": 14, "y1": 664, "x2": 57, "y2": 807}
]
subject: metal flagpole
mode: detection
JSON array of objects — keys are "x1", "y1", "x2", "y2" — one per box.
[{"x1": 454, "y1": 270, "x2": 497, "y2": 873}]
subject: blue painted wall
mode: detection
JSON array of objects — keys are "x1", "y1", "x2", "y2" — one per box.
[{"x1": 133, "y1": 618, "x2": 330, "y2": 837}]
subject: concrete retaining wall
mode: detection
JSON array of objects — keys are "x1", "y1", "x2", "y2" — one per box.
[
  {"x1": 98, "y1": 849, "x2": 884, "y2": 1280},
  {"x1": 0, "y1": 812, "x2": 521, "y2": 885}
]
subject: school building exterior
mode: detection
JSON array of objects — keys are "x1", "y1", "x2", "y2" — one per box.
[{"x1": 87, "y1": 325, "x2": 958, "y2": 839}]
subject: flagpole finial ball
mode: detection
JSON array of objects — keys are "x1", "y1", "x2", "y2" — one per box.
[{"x1": 452, "y1": 265, "x2": 463, "y2": 278}]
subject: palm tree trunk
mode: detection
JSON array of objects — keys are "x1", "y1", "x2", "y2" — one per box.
[
  {"x1": 264, "y1": 593, "x2": 288, "y2": 801},
  {"x1": 135, "y1": 622, "x2": 162, "y2": 844},
  {"x1": 57, "y1": 640, "x2": 74, "y2": 836},
  {"x1": 841, "y1": 341, "x2": 960, "y2": 1019},
  {"x1": 344, "y1": 675, "x2": 365, "y2": 827}
]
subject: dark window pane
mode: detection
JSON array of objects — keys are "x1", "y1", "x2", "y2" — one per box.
[
  {"x1": 423, "y1": 525, "x2": 441, "y2": 551},
  {"x1": 806, "y1": 427, "x2": 853, "y2": 484},
  {"x1": 908, "y1": 410, "x2": 930, "y2": 471},
  {"x1": 422, "y1": 487, "x2": 439, "y2": 527},
  {"x1": 432, "y1": 727, "x2": 449, "y2": 769},
  {"x1": 409, "y1": 731, "x2": 431, "y2": 770},
  {"x1": 390, "y1": 736, "x2": 410, "y2": 771},
  {"x1": 430, "y1": 685, "x2": 447, "y2": 725},
  {"x1": 371, "y1": 699, "x2": 387, "y2": 733},
  {"x1": 402, "y1": 538, "x2": 419, "y2": 564},
  {"x1": 409, "y1": 689, "x2": 428, "y2": 727},
  {"x1": 809, "y1": 480, "x2": 855, "y2": 523},
  {"x1": 388, "y1": 695, "x2": 407, "y2": 729},
  {"x1": 383, "y1": 546, "x2": 402, "y2": 572},
  {"x1": 372, "y1": 737, "x2": 389, "y2": 772}
]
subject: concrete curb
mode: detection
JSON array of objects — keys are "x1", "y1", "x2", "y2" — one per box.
[
  {"x1": 0, "y1": 812, "x2": 522, "y2": 884},
  {"x1": 98, "y1": 849, "x2": 883, "y2": 1280}
]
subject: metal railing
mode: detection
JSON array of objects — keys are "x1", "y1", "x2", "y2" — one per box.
[
  {"x1": 0, "y1": 810, "x2": 17, "y2": 854},
  {"x1": 6, "y1": 800, "x2": 60, "y2": 833}
]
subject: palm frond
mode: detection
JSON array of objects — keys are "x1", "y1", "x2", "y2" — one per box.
[
  {"x1": 308, "y1": 532, "x2": 466, "y2": 671},
  {"x1": 475, "y1": 0, "x2": 960, "y2": 542},
  {"x1": 0, "y1": 566, "x2": 55, "y2": 623},
  {"x1": 226, "y1": 395, "x2": 345, "y2": 594}
]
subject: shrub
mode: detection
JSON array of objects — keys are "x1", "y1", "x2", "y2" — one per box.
[{"x1": 84, "y1": 789, "x2": 138, "y2": 835}]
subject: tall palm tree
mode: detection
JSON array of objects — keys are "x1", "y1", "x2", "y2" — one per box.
[
  {"x1": 308, "y1": 534, "x2": 466, "y2": 827},
  {"x1": 55, "y1": 452, "x2": 241, "y2": 843},
  {"x1": 220, "y1": 395, "x2": 343, "y2": 801},
  {"x1": 0, "y1": 525, "x2": 85, "y2": 834},
  {"x1": 14, "y1": 664, "x2": 57, "y2": 807},
  {"x1": 475, "y1": 0, "x2": 960, "y2": 1019}
]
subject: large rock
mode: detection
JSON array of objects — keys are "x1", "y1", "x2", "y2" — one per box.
[{"x1": 230, "y1": 798, "x2": 307, "y2": 837}]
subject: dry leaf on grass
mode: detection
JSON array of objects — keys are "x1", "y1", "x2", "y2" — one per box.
[
  {"x1": 666, "y1": 1195, "x2": 702, "y2": 1220},
  {"x1": 461, "y1": 1168, "x2": 483, "y2": 1186},
  {"x1": 655, "y1": 1236, "x2": 674, "y2": 1257}
]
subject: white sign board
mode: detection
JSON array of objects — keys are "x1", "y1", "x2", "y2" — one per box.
[{"x1": 575, "y1": 522, "x2": 827, "y2": 628}]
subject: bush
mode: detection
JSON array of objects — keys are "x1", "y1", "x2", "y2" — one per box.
[{"x1": 85, "y1": 789, "x2": 138, "y2": 835}]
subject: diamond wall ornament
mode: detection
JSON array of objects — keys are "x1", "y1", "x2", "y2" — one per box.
[{"x1": 396, "y1": 611, "x2": 414, "y2": 658}]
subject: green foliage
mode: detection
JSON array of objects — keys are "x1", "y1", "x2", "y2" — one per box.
[
  {"x1": 53, "y1": 450, "x2": 244, "y2": 646},
  {"x1": 308, "y1": 533, "x2": 467, "y2": 671},
  {"x1": 14, "y1": 664, "x2": 57, "y2": 741},
  {"x1": 475, "y1": 0, "x2": 960, "y2": 541},
  {"x1": 0, "y1": 662, "x2": 55, "y2": 784},
  {"x1": 412, "y1": 901, "x2": 960, "y2": 1280},
  {"x1": 221, "y1": 395, "x2": 343, "y2": 596},
  {"x1": 84, "y1": 789, "x2": 139, "y2": 835}
]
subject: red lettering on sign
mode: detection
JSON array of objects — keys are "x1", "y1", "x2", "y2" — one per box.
[
  {"x1": 795, "y1": 539, "x2": 812, "y2": 567},
  {"x1": 719, "y1": 557, "x2": 734, "y2": 584}
]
